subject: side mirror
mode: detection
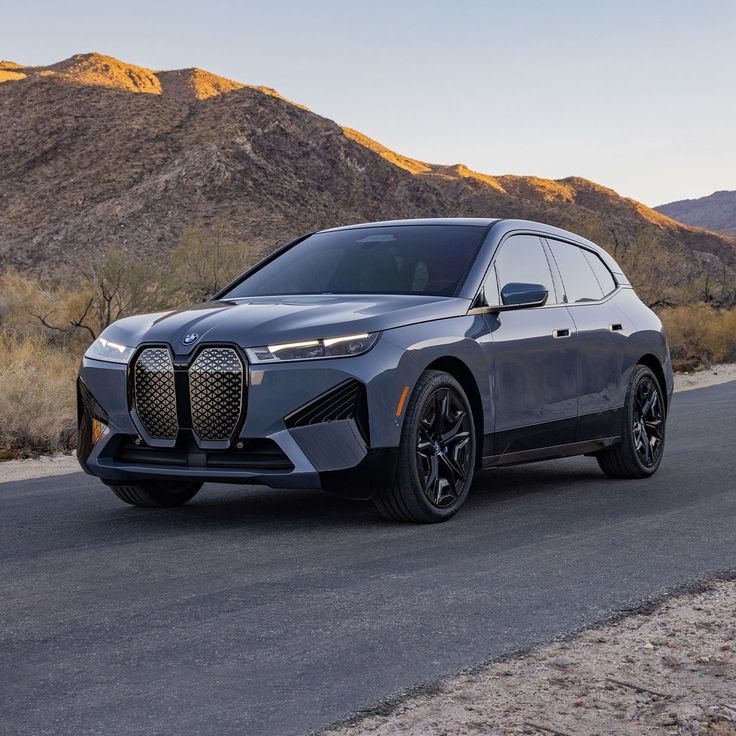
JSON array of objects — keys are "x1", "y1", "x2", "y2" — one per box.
[{"x1": 498, "y1": 282, "x2": 549, "y2": 310}]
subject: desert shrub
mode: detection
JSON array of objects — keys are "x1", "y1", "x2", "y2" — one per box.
[
  {"x1": 0, "y1": 232, "x2": 255, "y2": 456},
  {"x1": 170, "y1": 228, "x2": 255, "y2": 302},
  {"x1": 0, "y1": 335, "x2": 79, "y2": 456},
  {"x1": 660, "y1": 304, "x2": 736, "y2": 371}
]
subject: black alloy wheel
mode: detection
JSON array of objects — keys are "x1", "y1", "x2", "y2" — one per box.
[
  {"x1": 596, "y1": 364, "x2": 666, "y2": 479},
  {"x1": 416, "y1": 387, "x2": 473, "y2": 508},
  {"x1": 373, "y1": 370, "x2": 476, "y2": 523},
  {"x1": 632, "y1": 374, "x2": 665, "y2": 468}
]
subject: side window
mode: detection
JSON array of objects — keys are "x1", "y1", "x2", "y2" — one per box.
[
  {"x1": 546, "y1": 239, "x2": 604, "y2": 303},
  {"x1": 493, "y1": 235, "x2": 556, "y2": 303},
  {"x1": 582, "y1": 250, "x2": 617, "y2": 296}
]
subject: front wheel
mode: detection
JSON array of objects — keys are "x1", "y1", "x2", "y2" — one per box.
[
  {"x1": 105, "y1": 479, "x2": 203, "y2": 507},
  {"x1": 596, "y1": 364, "x2": 666, "y2": 479},
  {"x1": 373, "y1": 370, "x2": 476, "y2": 523}
]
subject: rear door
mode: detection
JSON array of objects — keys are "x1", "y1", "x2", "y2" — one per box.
[
  {"x1": 544, "y1": 238, "x2": 630, "y2": 441},
  {"x1": 480, "y1": 234, "x2": 578, "y2": 457}
]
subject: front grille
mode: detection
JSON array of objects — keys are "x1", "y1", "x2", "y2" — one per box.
[
  {"x1": 285, "y1": 379, "x2": 369, "y2": 442},
  {"x1": 133, "y1": 348, "x2": 178, "y2": 440},
  {"x1": 189, "y1": 347, "x2": 244, "y2": 441},
  {"x1": 131, "y1": 344, "x2": 246, "y2": 446}
]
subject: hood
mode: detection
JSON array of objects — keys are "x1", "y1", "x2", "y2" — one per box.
[{"x1": 101, "y1": 294, "x2": 471, "y2": 354}]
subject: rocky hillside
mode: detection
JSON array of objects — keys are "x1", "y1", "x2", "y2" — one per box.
[
  {"x1": 656, "y1": 191, "x2": 736, "y2": 237},
  {"x1": 2, "y1": 53, "x2": 735, "y2": 305}
]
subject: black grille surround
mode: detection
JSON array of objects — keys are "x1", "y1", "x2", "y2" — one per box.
[
  {"x1": 129, "y1": 344, "x2": 247, "y2": 448},
  {"x1": 284, "y1": 379, "x2": 369, "y2": 443}
]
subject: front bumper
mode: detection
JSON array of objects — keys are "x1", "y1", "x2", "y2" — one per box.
[{"x1": 78, "y1": 336, "x2": 417, "y2": 497}]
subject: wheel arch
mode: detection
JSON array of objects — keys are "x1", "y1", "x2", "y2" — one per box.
[
  {"x1": 424, "y1": 356, "x2": 485, "y2": 469},
  {"x1": 637, "y1": 354, "x2": 668, "y2": 409}
]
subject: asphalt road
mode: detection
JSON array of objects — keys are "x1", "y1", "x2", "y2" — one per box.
[{"x1": 2, "y1": 382, "x2": 735, "y2": 736}]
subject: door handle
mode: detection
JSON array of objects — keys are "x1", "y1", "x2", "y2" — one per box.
[
  {"x1": 610, "y1": 323, "x2": 623, "y2": 332},
  {"x1": 552, "y1": 328, "x2": 571, "y2": 338}
]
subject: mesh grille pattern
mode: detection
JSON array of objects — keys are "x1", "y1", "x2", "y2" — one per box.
[
  {"x1": 133, "y1": 348, "x2": 178, "y2": 440},
  {"x1": 189, "y1": 347, "x2": 243, "y2": 441}
]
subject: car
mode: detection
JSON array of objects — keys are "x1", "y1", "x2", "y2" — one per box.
[{"x1": 77, "y1": 218, "x2": 673, "y2": 522}]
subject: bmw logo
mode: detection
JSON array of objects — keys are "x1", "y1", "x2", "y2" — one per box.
[{"x1": 183, "y1": 333, "x2": 199, "y2": 345}]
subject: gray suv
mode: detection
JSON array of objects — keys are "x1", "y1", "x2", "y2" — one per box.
[{"x1": 77, "y1": 218, "x2": 672, "y2": 522}]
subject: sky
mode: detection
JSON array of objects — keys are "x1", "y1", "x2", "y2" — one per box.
[{"x1": 3, "y1": 0, "x2": 734, "y2": 206}]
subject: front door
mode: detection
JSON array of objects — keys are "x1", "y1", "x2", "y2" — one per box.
[{"x1": 479, "y1": 234, "x2": 578, "y2": 458}]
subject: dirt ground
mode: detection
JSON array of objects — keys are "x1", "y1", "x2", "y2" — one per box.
[
  {"x1": 673, "y1": 364, "x2": 736, "y2": 393},
  {"x1": 323, "y1": 580, "x2": 736, "y2": 736},
  {"x1": 0, "y1": 452, "x2": 80, "y2": 483}
]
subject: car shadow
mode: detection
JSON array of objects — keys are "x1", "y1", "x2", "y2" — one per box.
[{"x1": 97, "y1": 456, "x2": 610, "y2": 533}]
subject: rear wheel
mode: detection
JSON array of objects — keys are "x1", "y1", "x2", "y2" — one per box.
[
  {"x1": 373, "y1": 370, "x2": 476, "y2": 523},
  {"x1": 596, "y1": 364, "x2": 666, "y2": 479},
  {"x1": 105, "y1": 479, "x2": 203, "y2": 507}
]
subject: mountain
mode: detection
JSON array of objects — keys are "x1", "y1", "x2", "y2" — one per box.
[
  {"x1": 2, "y1": 52, "x2": 735, "y2": 306},
  {"x1": 655, "y1": 191, "x2": 736, "y2": 238}
]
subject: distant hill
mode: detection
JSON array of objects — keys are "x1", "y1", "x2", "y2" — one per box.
[
  {"x1": 655, "y1": 191, "x2": 736, "y2": 238},
  {"x1": 1, "y1": 52, "x2": 735, "y2": 306}
]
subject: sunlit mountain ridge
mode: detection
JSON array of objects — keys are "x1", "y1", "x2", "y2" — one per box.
[{"x1": 1, "y1": 52, "x2": 734, "y2": 306}]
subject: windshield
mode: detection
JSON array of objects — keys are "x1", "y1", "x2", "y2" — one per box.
[{"x1": 222, "y1": 225, "x2": 486, "y2": 298}]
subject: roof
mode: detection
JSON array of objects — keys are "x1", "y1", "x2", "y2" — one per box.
[{"x1": 319, "y1": 217, "x2": 499, "y2": 232}]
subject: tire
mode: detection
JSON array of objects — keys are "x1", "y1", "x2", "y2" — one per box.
[
  {"x1": 105, "y1": 479, "x2": 203, "y2": 507},
  {"x1": 373, "y1": 370, "x2": 476, "y2": 523},
  {"x1": 596, "y1": 364, "x2": 666, "y2": 479}
]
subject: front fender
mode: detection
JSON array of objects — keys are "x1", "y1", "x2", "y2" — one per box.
[{"x1": 381, "y1": 315, "x2": 492, "y2": 437}]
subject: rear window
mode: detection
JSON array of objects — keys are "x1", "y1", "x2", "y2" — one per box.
[
  {"x1": 583, "y1": 249, "x2": 617, "y2": 296},
  {"x1": 222, "y1": 225, "x2": 486, "y2": 298},
  {"x1": 547, "y1": 239, "x2": 604, "y2": 303}
]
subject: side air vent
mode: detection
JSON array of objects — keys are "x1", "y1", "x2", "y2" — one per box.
[
  {"x1": 285, "y1": 379, "x2": 369, "y2": 442},
  {"x1": 78, "y1": 378, "x2": 108, "y2": 424},
  {"x1": 77, "y1": 378, "x2": 109, "y2": 463},
  {"x1": 133, "y1": 347, "x2": 178, "y2": 440}
]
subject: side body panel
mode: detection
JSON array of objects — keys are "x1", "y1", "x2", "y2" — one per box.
[
  {"x1": 481, "y1": 308, "x2": 578, "y2": 453},
  {"x1": 468, "y1": 221, "x2": 673, "y2": 463}
]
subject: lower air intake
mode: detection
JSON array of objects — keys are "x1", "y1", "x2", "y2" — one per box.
[{"x1": 285, "y1": 379, "x2": 369, "y2": 442}]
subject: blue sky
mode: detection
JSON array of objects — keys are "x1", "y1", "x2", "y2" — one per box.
[{"x1": 3, "y1": 0, "x2": 734, "y2": 206}]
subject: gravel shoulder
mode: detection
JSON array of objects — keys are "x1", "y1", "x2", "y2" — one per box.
[
  {"x1": 1, "y1": 365, "x2": 734, "y2": 485},
  {"x1": 322, "y1": 579, "x2": 736, "y2": 736},
  {"x1": 0, "y1": 453, "x2": 80, "y2": 484},
  {"x1": 673, "y1": 363, "x2": 736, "y2": 392}
]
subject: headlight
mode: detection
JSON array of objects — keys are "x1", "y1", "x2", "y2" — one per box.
[
  {"x1": 85, "y1": 336, "x2": 135, "y2": 364},
  {"x1": 246, "y1": 333, "x2": 379, "y2": 363}
]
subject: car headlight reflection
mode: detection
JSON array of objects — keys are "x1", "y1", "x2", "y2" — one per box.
[
  {"x1": 246, "y1": 333, "x2": 379, "y2": 363},
  {"x1": 85, "y1": 336, "x2": 135, "y2": 364}
]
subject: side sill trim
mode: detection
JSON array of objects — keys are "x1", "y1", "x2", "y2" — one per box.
[{"x1": 482, "y1": 436, "x2": 620, "y2": 469}]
